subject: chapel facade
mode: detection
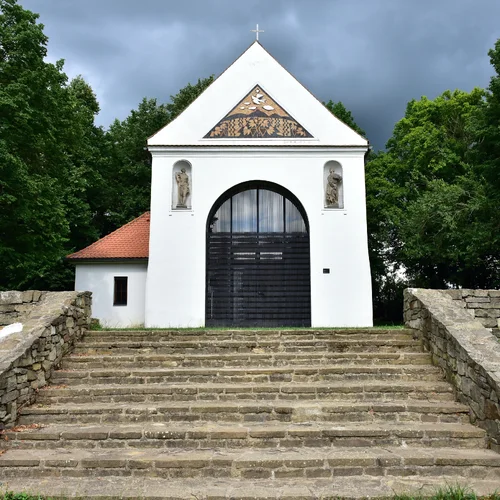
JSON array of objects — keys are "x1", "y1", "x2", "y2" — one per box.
[{"x1": 68, "y1": 41, "x2": 373, "y2": 328}]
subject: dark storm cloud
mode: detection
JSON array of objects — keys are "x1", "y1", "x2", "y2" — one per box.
[{"x1": 21, "y1": 0, "x2": 500, "y2": 149}]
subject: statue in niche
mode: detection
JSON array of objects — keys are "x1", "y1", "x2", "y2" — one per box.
[
  {"x1": 175, "y1": 168, "x2": 190, "y2": 208},
  {"x1": 325, "y1": 168, "x2": 342, "y2": 207}
]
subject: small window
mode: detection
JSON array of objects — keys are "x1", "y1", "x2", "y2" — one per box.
[{"x1": 114, "y1": 277, "x2": 128, "y2": 306}]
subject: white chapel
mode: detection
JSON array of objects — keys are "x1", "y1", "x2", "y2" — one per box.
[{"x1": 68, "y1": 41, "x2": 373, "y2": 328}]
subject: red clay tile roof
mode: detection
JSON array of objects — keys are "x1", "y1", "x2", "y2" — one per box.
[{"x1": 67, "y1": 212, "x2": 150, "y2": 260}]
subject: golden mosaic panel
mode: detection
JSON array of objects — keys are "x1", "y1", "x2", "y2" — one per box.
[{"x1": 205, "y1": 85, "x2": 312, "y2": 139}]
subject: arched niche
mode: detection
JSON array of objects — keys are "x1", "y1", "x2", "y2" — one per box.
[
  {"x1": 172, "y1": 160, "x2": 192, "y2": 210},
  {"x1": 323, "y1": 160, "x2": 343, "y2": 209}
]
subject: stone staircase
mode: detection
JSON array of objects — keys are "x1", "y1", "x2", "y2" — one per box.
[{"x1": 1, "y1": 328, "x2": 500, "y2": 498}]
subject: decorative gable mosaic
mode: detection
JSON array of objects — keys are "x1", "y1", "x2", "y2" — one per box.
[{"x1": 204, "y1": 85, "x2": 313, "y2": 139}]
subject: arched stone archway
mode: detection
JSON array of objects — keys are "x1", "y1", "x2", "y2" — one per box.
[{"x1": 206, "y1": 181, "x2": 311, "y2": 327}]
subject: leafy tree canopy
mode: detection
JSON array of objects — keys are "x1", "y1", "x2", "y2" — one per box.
[
  {"x1": 0, "y1": 0, "x2": 71, "y2": 289},
  {"x1": 324, "y1": 100, "x2": 366, "y2": 137},
  {"x1": 367, "y1": 86, "x2": 498, "y2": 303},
  {"x1": 103, "y1": 76, "x2": 214, "y2": 232}
]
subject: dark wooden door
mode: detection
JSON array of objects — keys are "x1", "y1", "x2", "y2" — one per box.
[{"x1": 206, "y1": 185, "x2": 311, "y2": 327}]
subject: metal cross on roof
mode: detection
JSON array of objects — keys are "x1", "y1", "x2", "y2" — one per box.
[{"x1": 251, "y1": 24, "x2": 264, "y2": 41}]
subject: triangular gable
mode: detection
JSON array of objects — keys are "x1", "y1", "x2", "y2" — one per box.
[
  {"x1": 148, "y1": 42, "x2": 368, "y2": 147},
  {"x1": 204, "y1": 85, "x2": 312, "y2": 139}
]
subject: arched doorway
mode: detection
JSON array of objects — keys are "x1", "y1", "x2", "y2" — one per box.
[{"x1": 206, "y1": 181, "x2": 311, "y2": 327}]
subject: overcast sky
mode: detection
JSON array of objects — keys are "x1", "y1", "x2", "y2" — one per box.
[{"x1": 20, "y1": 0, "x2": 500, "y2": 149}]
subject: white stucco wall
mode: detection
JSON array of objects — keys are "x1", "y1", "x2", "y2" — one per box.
[
  {"x1": 145, "y1": 41, "x2": 372, "y2": 328},
  {"x1": 145, "y1": 148, "x2": 373, "y2": 328},
  {"x1": 75, "y1": 262, "x2": 147, "y2": 328}
]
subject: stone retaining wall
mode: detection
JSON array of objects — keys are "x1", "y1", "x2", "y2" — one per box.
[
  {"x1": 404, "y1": 288, "x2": 500, "y2": 451},
  {"x1": 442, "y1": 289, "x2": 500, "y2": 332},
  {"x1": 0, "y1": 290, "x2": 44, "y2": 326},
  {"x1": 0, "y1": 291, "x2": 91, "y2": 429}
]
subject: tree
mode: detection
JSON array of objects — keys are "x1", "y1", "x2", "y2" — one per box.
[
  {"x1": 103, "y1": 77, "x2": 214, "y2": 232},
  {"x1": 366, "y1": 86, "x2": 498, "y2": 314},
  {"x1": 167, "y1": 76, "x2": 214, "y2": 120},
  {"x1": 102, "y1": 98, "x2": 170, "y2": 232},
  {"x1": 0, "y1": 1, "x2": 109, "y2": 290},
  {"x1": 471, "y1": 39, "x2": 500, "y2": 283},
  {"x1": 478, "y1": 39, "x2": 500, "y2": 193},
  {"x1": 62, "y1": 77, "x2": 108, "y2": 249},
  {"x1": 324, "y1": 100, "x2": 366, "y2": 137},
  {"x1": 0, "y1": 0, "x2": 71, "y2": 289}
]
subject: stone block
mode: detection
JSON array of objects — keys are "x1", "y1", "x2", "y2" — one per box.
[
  {"x1": 21, "y1": 291, "x2": 34, "y2": 303},
  {"x1": 485, "y1": 309, "x2": 500, "y2": 318},
  {"x1": 470, "y1": 302, "x2": 500, "y2": 309},
  {"x1": 0, "y1": 291, "x2": 23, "y2": 305},
  {"x1": 239, "y1": 468, "x2": 272, "y2": 479},
  {"x1": 1, "y1": 390, "x2": 19, "y2": 404},
  {"x1": 6, "y1": 376, "x2": 17, "y2": 392},
  {"x1": 407, "y1": 319, "x2": 422, "y2": 330},
  {"x1": 474, "y1": 309, "x2": 490, "y2": 318},
  {"x1": 485, "y1": 399, "x2": 500, "y2": 420},
  {"x1": 0, "y1": 305, "x2": 16, "y2": 313},
  {"x1": 81, "y1": 458, "x2": 127, "y2": 468},
  {"x1": 479, "y1": 318, "x2": 499, "y2": 328},
  {"x1": 36, "y1": 371, "x2": 46, "y2": 385}
]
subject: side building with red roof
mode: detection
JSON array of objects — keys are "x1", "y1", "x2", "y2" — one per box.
[{"x1": 66, "y1": 213, "x2": 150, "y2": 326}]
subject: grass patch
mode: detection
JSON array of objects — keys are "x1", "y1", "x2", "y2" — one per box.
[
  {"x1": 2, "y1": 494, "x2": 50, "y2": 500},
  {"x1": 394, "y1": 484, "x2": 500, "y2": 500}
]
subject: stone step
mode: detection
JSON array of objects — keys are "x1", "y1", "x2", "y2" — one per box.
[
  {"x1": 35, "y1": 381, "x2": 455, "y2": 404},
  {"x1": 49, "y1": 364, "x2": 444, "y2": 386},
  {"x1": 2, "y1": 475, "x2": 500, "y2": 500},
  {"x1": 18, "y1": 400, "x2": 470, "y2": 425},
  {"x1": 83, "y1": 329, "x2": 414, "y2": 342},
  {"x1": 62, "y1": 351, "x2": 432, "y2": 369},
  {"x1": 5, "y1": 475, "x2": 500, "y2": 500},
  {"x1": 73, "y1": 338, "x2": 422, "y2": 354},
  {"x1": 3, "y1": 422, "x2": 487, "y2": 450},
  {"x1": 0, "y1": 447, "x2": 499, "y2": 480},
  {"x1": 5, "y1": 325, "x2": 496, "y2": 500}
]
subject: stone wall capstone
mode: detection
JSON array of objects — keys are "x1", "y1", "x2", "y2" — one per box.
[
  {"x1": 442, "y1": 289, "x2": 500, "y2": 333},
  {"x1": 0, "y1": 291, "x2": 91, "y2": 429},
  {"x1": 0, "y1": 290, "x2": 44, "y2": 326},
  {"x1": 404, "y1": 288, "x2": 500, "y2": 451}
]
